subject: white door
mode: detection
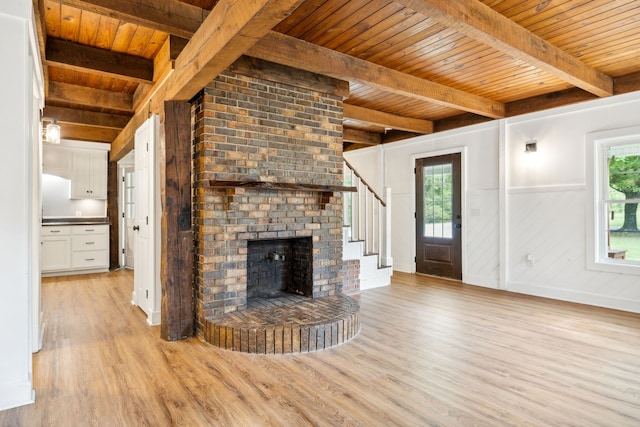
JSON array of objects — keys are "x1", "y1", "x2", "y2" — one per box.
[
  {"x1": 133, "y1": 115, "x2": 159, "y2": 324},
  {"x1": 123, "y1": 167, "x2": 135, "y2": 268}
]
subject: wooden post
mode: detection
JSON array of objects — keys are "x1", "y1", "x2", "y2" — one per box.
[
  {"x1": 107, "y1": 160, "x2": 120, "y2": 270},
  {"x1": 160, "y1": 101, "x2": 194, "y2": 340}
]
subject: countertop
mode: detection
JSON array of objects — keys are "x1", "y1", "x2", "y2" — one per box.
[{"x1": 42, "y1": 218, "x2": 110, "y2": 226}]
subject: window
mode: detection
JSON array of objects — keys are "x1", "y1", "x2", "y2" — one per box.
[{"x1": 587, "y1": 126, "x2": 640, "y2": 275}]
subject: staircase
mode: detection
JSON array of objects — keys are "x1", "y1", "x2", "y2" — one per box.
[{"x1": 343, "y1": 160, "x2": 393, "y2": 290}]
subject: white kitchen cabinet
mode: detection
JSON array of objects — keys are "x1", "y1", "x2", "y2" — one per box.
[
  {"x1": 70, "y1": 149, "x2": 107, "y2": 199},
  {"x1": 42, "y1": 224, "x2": 109, "y2": 276},
  {"x1": 71, "y1": 225, "x2": 109, "y2": 269},
  {"x1": 41, "y1": 226, "x2": 71, "y2": 272}
]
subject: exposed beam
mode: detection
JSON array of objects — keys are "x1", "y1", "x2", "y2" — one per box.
[
  {"x1": 60, "y1": 123, "x2": 121, "y2": 143},
  {"x1": 166, "y1": 0, "x2": 307, "y2": 101},
  {"x1": 247, "y1": 31, "x2": 504, "y2": 119},
  {"x1": 506, "y1": 88, "x2": 596, "y2": 118},
  {"x1": 343, "y1": 104, "x2": 433, "y2": 134},
  {"x1": 48, "y1": 81, "x2": 133, "y2": 113},
  {"x1": 615, "y1": 71, "x2": 640, "y2": 95},
  {"x1": 43, "y1": 106, "x2": 130, "y2": 129},
  {"x1": 53, "y1": 0, "x2": 207, "y2": 39},
  {"x1": 45, "y1": 38, "x2": 154, "y2": 85},
  {"x1": 398, "y1": 0, "x2": 613, "y2": 97},
  {"x1": 110, "y1": 0, "x2": 306, "y2": 161},
  {"x1": 343, "y1": 128, "x2": 382, "y2": 146}
]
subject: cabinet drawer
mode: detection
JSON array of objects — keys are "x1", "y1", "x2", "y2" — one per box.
[
  {"x1": 72, "y1": 234, "x2": 108, "y2": 251},
  {"x1": 42, "y1": 226, "x2": 71, "y2": 236},
  {"x1": 72, "y1": 225, "x2": 108, "y2": 235},
  {"x1": 71, "y1": 251, "x2": 108, "y2": 269}
]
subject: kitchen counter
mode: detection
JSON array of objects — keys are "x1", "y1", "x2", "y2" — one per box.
[{"x1": 42, "y1": 217, "x2": 110, "y2": 226}]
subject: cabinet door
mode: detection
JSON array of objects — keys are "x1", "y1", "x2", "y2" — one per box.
[
  {"x1": 70, "y1": 150, "x2": 93, "y2": 198},
  {"x1": 70, "y1": 150, "x2": 107, "y2": 199},
  {"x1": 89, "y1": 150, "x2": 107, "y2": 198},
  {"x1": 41, "y1": 236, "x2": 71, "y2": 271}
]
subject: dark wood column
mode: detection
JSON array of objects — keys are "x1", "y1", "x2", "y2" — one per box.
[
  {"x1": 107, "y1": 160, "x2": 120, "y2": 270},
  {"x1": 160, "y1": 101, "x2": 194, "y2": 341}
]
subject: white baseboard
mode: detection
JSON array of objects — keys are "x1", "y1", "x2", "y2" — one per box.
[
  {"x1": 463, "y1": 275, "x2": 499, "y2": 289},
  {"x1": 148, "y1": 309, "x2": 161, "y2": 326},
  {"x1": 507, "y1": 281, "x2": 640, "y2": 313}
]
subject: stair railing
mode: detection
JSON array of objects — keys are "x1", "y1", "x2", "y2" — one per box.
[{"x1": 344, "y1": 160, "x2": 392, "y2": 267}]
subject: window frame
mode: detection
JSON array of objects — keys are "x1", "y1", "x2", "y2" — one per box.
[{"x1": 586, "y1": 126, "x2": 640, "y2": 276}]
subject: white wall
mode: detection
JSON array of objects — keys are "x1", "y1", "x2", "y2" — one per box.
[
  {"x1": 354, "y1": 91, "x2": 640, "y2": 313},
  {"x1": 0, "y1": 1, "x2": 37, "y2": 410}
]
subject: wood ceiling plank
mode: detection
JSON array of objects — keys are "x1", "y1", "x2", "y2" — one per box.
[
  {"x1": 43, "y1": 105, "x2": 131, "y2": 129},
  {"x1": 397, "y1": 0, "x2": 613, "y2": 97},
  {"x1": 48, "y1": 81, "x2": 133, "y2": 112},
  {"x1": 342, "y1": 104, "x2": 433, "y2": 134},
  {"x1": 54, "y1": 0, "x2": 207, "y2": 38},
  {"x1": 77, "y1": 9, "x2": 101, "y2": 45},
  {"x1": 44, "y1": 0, "x2": 61, "y2": 39},
  {"x1": 46, "y1": 37, "x2": 154, "y2": 84},
  {"x1": 321, "y1": 1, "x2": 403, "y2": 51},
  {"x1": 333, "y1": 5, "x2": 425, "y2": 59},
  {"x1": 248, "y1": 31, "x2": 504, "y2": 118},
  {"x1": 94, "y1": 14, "x2": 119, "y2": 49},
  {"x1": 127, "y1": 26, "x2": 156, "y2": 57},
  {"x1": 59, "y1": 4, "x2": 81, "y2": 40},
  {"x1": 111, "y1": 22, "x2": 137, "y2": 54}
]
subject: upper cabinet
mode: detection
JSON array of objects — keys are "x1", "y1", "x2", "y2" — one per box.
[
  {"x1": 70, "y1": 149, "x2": 107, "y2": 199},
  {"x1": 42, "y1": 141, "x2": 110, "y2": 200}
]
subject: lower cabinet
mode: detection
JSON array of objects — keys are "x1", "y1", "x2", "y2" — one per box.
[{"x1": 42, "y1": 224, "x2": 109, "y2": 275}]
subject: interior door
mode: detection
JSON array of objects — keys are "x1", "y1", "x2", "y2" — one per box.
[
  {"x1": 134, "y1": 120, "x2": 151, "y2": 315},
  {"x1": 415, "y1": 153, "x2": 462, "y2": 280},
  {"x1": 124, "y1": 167, "x2": 135, "y2": 268}
]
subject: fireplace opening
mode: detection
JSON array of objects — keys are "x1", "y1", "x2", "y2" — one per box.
[{"x1": 247, "y1": 237, "x2": 313, "y2": 299}]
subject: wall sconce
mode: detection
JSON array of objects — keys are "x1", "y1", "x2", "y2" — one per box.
[
  {"x1": 525, "y1": 139, "x2": 537, "y2": 153},
  {"x1": 42, "y1": 117, "x2": 61, "y2": 144}
]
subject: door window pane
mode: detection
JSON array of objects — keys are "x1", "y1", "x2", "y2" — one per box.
[{"x1": 423, "y1": 163, "x2": 452, "y2": 238}]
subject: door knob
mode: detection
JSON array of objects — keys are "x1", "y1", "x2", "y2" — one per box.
[{"x1": 133, "y1": 225, "x2": 140, "y2": 231}]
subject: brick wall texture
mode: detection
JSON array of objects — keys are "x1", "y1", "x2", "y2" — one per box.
[
  {"x1": 192, "y1": 70, "x2": 345, "y2": 334},
  {"x1": 341, "y1": 259, "x2": 360, "y2": 294}
]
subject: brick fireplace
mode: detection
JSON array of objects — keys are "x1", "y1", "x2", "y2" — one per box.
[{"x1": 192, "y1": 58, "x2": 352, "y2": 340}]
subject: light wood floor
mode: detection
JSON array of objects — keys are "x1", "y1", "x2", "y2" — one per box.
[{"x1": 2, "y1": 271, "x2": 640, "y2": 426}]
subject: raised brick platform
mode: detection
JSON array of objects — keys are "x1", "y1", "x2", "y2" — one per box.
[{"x1": 203, "y1": 295, "x2": 360, "y2": 354}]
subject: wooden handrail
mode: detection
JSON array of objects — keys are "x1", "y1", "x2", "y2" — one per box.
[{"x1": 344, "y1": 159, "x2": 386, "y2": 207}]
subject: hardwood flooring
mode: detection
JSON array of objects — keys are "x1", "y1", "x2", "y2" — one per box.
[{"x1": 1, "y1": 270, "x2": 640, "y2": 426}]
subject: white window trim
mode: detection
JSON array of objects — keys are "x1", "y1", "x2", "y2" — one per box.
[{"x1": 585, "y1": 125, "x2": 640, "y2": 276}]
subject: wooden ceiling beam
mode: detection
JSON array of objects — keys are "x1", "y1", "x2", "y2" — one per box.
[
  {"x1": 343, "y1": 128, "x2": 382, "y2": 146},
  {"x1": 342, "y1": 104, "x2": 433, "y2": 134},
  {"x1": 48, "y1": 81, "x2": 133, "y2": 113},
  {"x1": 110, "y1": 0, "x2": 306, "y2": 161},
  {"x1": 59, "y1": 123, "x2": 121, "y2": 143},
  {"x1": 165, "y1": 0, "x2": 306, "y2": 101},
  {"x1": 43, "y1": 106, "x2": 130, "y2": 129},
  {"x1": 399, "y1": 0, "x2": 613, "y2": 97},
  {"x1": 53, "y1": 0, "x2": 207, "y2": 39},
  {"x1": 45, "y1": 38, "x2": 154, "y2": 85},
  {"x1": 247, "y1": 31, "x2": 504, "y2": 119}
]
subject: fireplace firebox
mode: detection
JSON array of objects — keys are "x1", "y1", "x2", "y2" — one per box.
[{"x1": 247, "y1": 237, "x2": 313, "y2": 299}]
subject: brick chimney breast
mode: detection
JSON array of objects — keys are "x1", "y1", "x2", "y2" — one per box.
[{"x1": 192, "y1": 63, "x2": 346, "y2": 335}]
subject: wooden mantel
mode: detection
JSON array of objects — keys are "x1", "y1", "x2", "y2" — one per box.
[{"x1": 198, "y1": 180, "x2": 356, "y2": 210}]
